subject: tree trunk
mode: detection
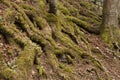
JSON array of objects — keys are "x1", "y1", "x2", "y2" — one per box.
[
  {"x1": 49, "y1": 0, "x2": 58, "y2": 15},
  {"x1": 0, "y1": 0, "x2": 120, "y2": 80},
  {"x1": 101, "y1": 0, "x2": 120, "y2": 47}
]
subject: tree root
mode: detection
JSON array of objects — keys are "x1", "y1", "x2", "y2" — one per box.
[{"x1": 0, "y1": 1, "x2": 112, "y2": 80}]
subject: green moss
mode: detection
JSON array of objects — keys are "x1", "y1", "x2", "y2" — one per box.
[
  {"x1": 80, "y1": 53, "x2": 104, "y2": 71},
  {"x1": 53, "y1": 32, "x2": 83, "y2": 57},
  {"x1": 37, "y1": 65, "x2": 46, "y2": 76},
  {"x1": 98, "y1": 78, "x2": 103, "y2": 80},
  {"x1": 37, "y1": 0, "x2": 46, "y2": 10},
  {"x1": 22, "y1": 4, "x2": 35, "y2": 10},
  {"x1": 15, "y1": 44, "x2": 42, "y2": 79},
  {"x1": 14, "y1": 37, "x2": 27, "y2": 48},
  {"x1": 1, "y1": 0, "x2": 11, "y2": 7},
  {"x1": 66, "y1": 55, "x2": 73, "y2": 64},
  {"x1": 93, "y1": 60, "x2": 104, "y2": 71},
  {"x1": 59, "y1": 63, "x2": 72, "y2": 73},
  {"x1": 100, "y1": 26, "x2": 116, "y2": 47},
  {"x1": 45, "y1": 13, "x2": 58, "y2": 22},
  {"x1": 3, "y1": 8, "x2": 16, "y2": 22},
  {"x1": 54, "y1": 48, "x2": 63, "y2": 55},
  {"x1": 101, "y1": 31, "x2": 111, "y2": 44},
  {"x1": 63, "y1": 2, "x2": 79, "y2": 17},
  {"x1": 34, "y1": 17, "x2": 47, "y2": 29},
  {"x1": 0, "y1": 0, "x2": 114, "y2": 79},
  {"x1": 78, "y1": 15, "x2": 100, "y2": 25},
  {"x1": 49, "y1": 23, "x2": 83, "y2": 56},
  {"x1": 23, "y1": 9, "x2": 48, "y2": 29},
  {"x1": 17, "y1": 13, "x2": 29, "y2": 31},
  {"x1": 66, "y1": 16, "x2": 92, "y2": 31},
  {"x1": 11, "y1": 2, "x2": 36, "y2": 30},
  {"x1": 80, "y1": 1, "x2": 94, "y2": 10},
  {"x1": 66, "y1": 16, "x2": 90, "y2": 27},
  {"x1": 29, "y1": 34, "x2": 47, "y2": 46},
  {"x1": 0, "y1": 53, "x2": 18, "y2": 79},
  {"x1": 1, "y1": 68, "x2": 18, "y2": 80},
  {"x1": 16, "y1": 45, "x2": 36, "y2": 67},
  {"x1": 0, "y1": 24, "x2": 14, "y2": 37},
  {"x1": 58, "y1": 2, "x2": 70, "y2": 15},
  {"x1": 79, "y1": 8, "x2": 100, "y2": 22},
  {"x1": 7, "y1": 49, "x2": 14, "y2": 55}
]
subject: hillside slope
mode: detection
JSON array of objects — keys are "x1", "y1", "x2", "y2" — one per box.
[{"x1": 0, "y1": 0, "x2": 120, "y2": 80}]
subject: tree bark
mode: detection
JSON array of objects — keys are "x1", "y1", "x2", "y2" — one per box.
[
  {"x1": 0, "y1": 0, "x2": 119, "y2": 80},
  {"x1": 101, "y1": 0, "x2": 120, "y2": 47},
  {"x1": 102, "y1": 0, "x2": 118, "y2": 27},
  {"x1": 48, "y1": 0, "x2": 58, "y2": 15}
]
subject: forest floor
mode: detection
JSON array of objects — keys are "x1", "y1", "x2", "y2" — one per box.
[{"x1": 0, "y1": 0, "x2": 120, "y2": 80}]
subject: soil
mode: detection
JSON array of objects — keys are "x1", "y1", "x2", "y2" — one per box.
[{"x1": 0, "y1": 0, "x2": 120, "y2": 80}]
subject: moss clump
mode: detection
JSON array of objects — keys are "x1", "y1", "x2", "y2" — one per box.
[
  {"x1": 45, "y1": 13, "x2": 58, "y2": 22},
  {"x1": 100, "y1": 26, "x2": 120, "y2": 48},
  {"x1": 0, "y1": 53, "x2": 18, "y2": 80},
  {"x1": 78, "y1": 15, "x2": 100, "y2": 25},
  {"x1": 79, "y1": 8, "x2": 100, "y2": 22},
  {"x1": 66, "y1": 16, "x2": 90, "y2": 28},
  {"x1": 93, "y1": 60, "x2": 104, "y2": 71},
  {"x1": 37, "y1": 65, "x2": 46, "y2": 77},
  {"x1": 22, "y1": 4, "x2": 35, "y2": 11},
  {"x1": 7, "y1": 49, "x2": 14, "y2": 55},
  {"x1": 16, "y1": 45, "x2": 38, "y2": 68},
  {"x1": 14, "y1": 38, "x2": 27, "y2": 48},
  {"x1": 15, "y1": 44, "x2": 42, "y2": 79},
  {"x1": 66, "y1": 55, "x2": 73, "y2": 64},
  {"x1": 66, "y1": 16, "x2": 99, "y2": 34},
  {"x1": 23, "y1": 9, "x2": 48, "y2": 29},
  {"x1": 0, "y1": 0, "x2": 116, "y2": 79},
  {"x1": 66, "y1": 16, "x2": 91, "y2": 30},
  {"x1": 34, "y1": 17, "x2": 47, "y2": 29},
  {"x1": 59, "y1": 63, "x2": 72, "y2": 73},
  {"x1": 101, "y1": 30, "x2": 111, "y2": 45},
  {"x1": 54, "y1": 48, "x2": 63, "y2": 55},
  {"x1": 0, "y1": 24, "x2": 14, "y2": 37},
  {"x1": 1, "y1": 68, "x2": 18, "y2": 80},
  {"x1": 80, "y1": 1, "x2": 95, "y2": 10},
  {"x1": 29, "y1": 34, "x2": 47, "y2": 47},
  {"x1": 36, "y1": 0, "x2": 46, "y2": 10},
  {"x1": 58, "y1": 2, "x2": 70, "y2": 15}
]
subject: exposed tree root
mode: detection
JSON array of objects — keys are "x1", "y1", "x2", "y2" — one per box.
[{"x1": 0, "y1": 0, "x2": 117, "y2": 80}]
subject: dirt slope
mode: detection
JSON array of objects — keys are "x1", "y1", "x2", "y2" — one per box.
[{"x1": 0, "y1": 0, "x2": 120, "y2": 80}]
